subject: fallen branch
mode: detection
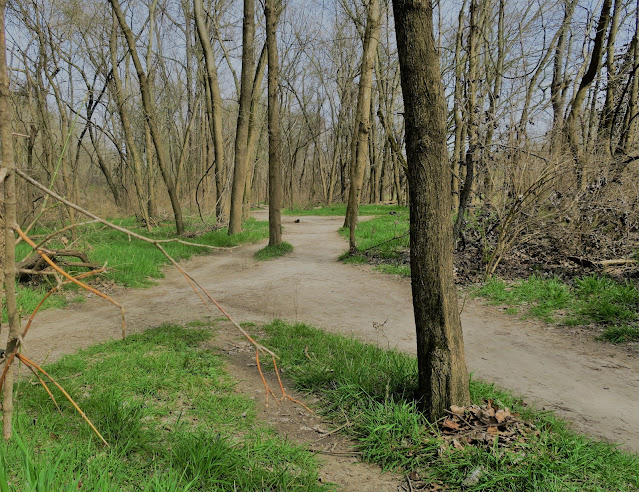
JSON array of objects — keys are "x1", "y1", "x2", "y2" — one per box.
[
  {"x1": 16, "y1": 354, "x2": 109, "y2": 447},
  {"x1": 15, "y1": 226, "x2": 125, "y2": 339},
  {"x1": 15, "y1": 170, "x2": 309, "y2": 417}
]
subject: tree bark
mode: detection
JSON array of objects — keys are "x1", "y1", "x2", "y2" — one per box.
[
  {"x1": 266, "y1": 0, "x2": 283, "y2": 246},
  {"x1": 228, "y1": 0, "x2": 255, "y2": 234},
  {"x1": 392, "y1": 0, "x2": 470, "y2": 421},
  {"x1": 194, "y1": 0, "x2": 225, "y2": 221},
  {"x1": 344, "y1": 0, "x2": 381, "y2": 253},
  {"x1": 0, "y1": 0, "x2": 19, "y2": 439},
  {"x1": 109, "y1": 0, "x2": 184, "y2": 235}
]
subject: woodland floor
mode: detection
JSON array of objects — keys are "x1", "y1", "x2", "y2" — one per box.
[{"x1": 18, "y1": 210, "x2": 639, "y2": 472}]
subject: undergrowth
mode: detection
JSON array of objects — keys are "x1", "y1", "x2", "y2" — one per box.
[
  {"x1": 0, "y1": 323, "x2": 324, "y2": 490},
  {"x1": 262, "y1": 320, "x2": 639, "y2": 491}
]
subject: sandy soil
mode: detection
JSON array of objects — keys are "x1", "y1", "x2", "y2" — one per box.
[{"x1": 22, "y1": 211, "x2": 639, "y2": 454}]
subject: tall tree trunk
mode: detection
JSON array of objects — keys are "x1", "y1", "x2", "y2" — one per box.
[
  {"x1": 565, "y1": 0, "x2": 612, "y2": 188},
  {"x1": 194, "y1": 0, "x2": 225, "y2": 221},
  {"x1": 109, "y1": 16, "x2": 151, "y2": 230},
  {"x1": 228, "y1": 0, "x2": 255, "y2": 234},
  {"x1": 266, "y1": 0, "x2": 283, "y2": 245},
  {"x1": 392, "y1": 0, "x2": 470, "y2": 422},
  {"x1": 453, "y1": 0, "x2": 480, "y2": 241},
  {"x1": 0, "y1": 0, "x2": 19, "y2": 439},
  {"x1": 345, "y1": 0, "x2": 381, "y2": 253},
  {"x1": 600, "y1": 0, "x2": 623, "y2": 151},
  {"x1": 243, "y1": 43, "x2": 268, "y2": 221},
  {"x1": 109, "y1": 0, "x2": 184, "y2": 235},
  {"x1": 622, "y1": 5, "x2": 639, "y2": 153},
  {"x1": 452, "y1": 0, "x2": 467, "y2": 212}
]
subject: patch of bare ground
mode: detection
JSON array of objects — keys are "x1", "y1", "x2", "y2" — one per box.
[{"x1": 208, "y1": 321, "x2": 410, "y2": 492}]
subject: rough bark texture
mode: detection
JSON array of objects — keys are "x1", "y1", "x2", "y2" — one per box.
[
  {"x1": 392, "y1": 0, "x2": 471, "y2": 421},
  {"x1": 228, "y1": 0, "x2": 255, "y2": 235},
  {"x1": 0, "y1": 0, "x2": 19, "y2": 439},
  {"x1": 266, "y1": 0, "x2": 282, "y2": 246}
]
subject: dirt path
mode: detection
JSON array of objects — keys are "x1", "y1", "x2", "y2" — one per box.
[{"x1": 25, "y1": 211, "x2": 639, "y2": 453}]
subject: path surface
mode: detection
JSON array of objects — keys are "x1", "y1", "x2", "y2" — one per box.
[{"x1": 26, "y1": 211, "x2": 639, "y2": 452}]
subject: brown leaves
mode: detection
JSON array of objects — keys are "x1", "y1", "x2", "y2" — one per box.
[{"x1": 437, "y1": 400, "x2": 538, "y2": 452}]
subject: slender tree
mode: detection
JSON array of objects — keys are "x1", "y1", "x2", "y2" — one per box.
[
  {"x1": 266, "y1": 0, "x2": 283, "y2": 245},
  {"x1": 229, "y1": 0, "x2": 256, "y2": 234},
  {"x1": 392, "y1": 0, "x2": 471, "y2": 420},
  {"x1": 194, "y1": 0, "x2": 225, "y2": 221},
  {"x1": 109, "y1": 0, "x2": 185, "y2": 235},
  {"x1": 344, "y1": 0, "x2": 381, "y2": 253},
  {"x1": 0, "y1": 0, "x2": 20, "y2": 439}
]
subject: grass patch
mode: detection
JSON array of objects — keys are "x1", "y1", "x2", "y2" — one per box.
[
  {"x1": 253, "y1": 241, "x2": 293, "y2": 261},
  {"x1": 285, "y1": 203, "x2": 406, "y2": 216},
  {"x1": 262, "y1": 319, "x2": 639, "y2": 490},
  {"x1": 374, "y1": 264, "x2": 411, "y2": 277},
  {"x1": 9, "y1": 217, "x2": 268, "y2": 320},
  {"x1": 339, "y1": 211, "x2": 409, "y2": 259},
  {"x1": 0, "y1": 323, "x2": 325, "y2": 490},
  {"x1": 598, "y1": 325, "x2": 639, "y2": 343},
  {"x1": 475, "y1": 274, "x2": 639, "y2": 341}
]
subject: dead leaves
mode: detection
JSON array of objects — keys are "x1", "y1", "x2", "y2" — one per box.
[{"x1": 437, "y1": 400, "x2": 539, "y2": 452}]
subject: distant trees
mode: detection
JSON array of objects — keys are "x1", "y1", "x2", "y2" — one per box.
[{"x1": 2, "y1": 0, "x2": 637, "y2": 302}]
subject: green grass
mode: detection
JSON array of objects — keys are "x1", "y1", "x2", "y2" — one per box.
[
  {"x1": 9, "y1": 217, "x2": 268, "y2": 321},
  {"x1": 285, "y1": 203, "x2": 407, "y2": 216},
  {"x1": 0, "y1": 323, "x2": 326, "y2": 490},
  {"x1": 475, "y1": 274, "x2": 639, "y2": 341},
  {"x1": 339, "y1": 212, "x2": 409, "y2": 257},
  {"x1": 261, "y1": 319, "x2": 639, "y2": 491},
  {"x1": 254, "y1": 241, "x2": 294, "y2": 261}
]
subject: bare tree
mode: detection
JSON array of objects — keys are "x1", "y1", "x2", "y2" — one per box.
[
  {"x1": 392, "y1": 0, "x2": 470, "y2": 420},
  {"x1": 109, "y1": 0, "x2": 185, "y2": 235},
  {"x1": 266, "y1": 0, "x2": 283, "y2": 245},
  {"x1": 344, "y1": 0, "x2": 381, "y2": 253},
  {"x1": 0, "y1": 0, "x2": 19, "y2": 439},
  {"x1": 229, "y1": 0, "x2": 256, "y2": 234}
]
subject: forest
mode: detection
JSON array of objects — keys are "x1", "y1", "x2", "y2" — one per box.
[{"x1": 1, "y1": 0, "x2": 639, "y2": 490}]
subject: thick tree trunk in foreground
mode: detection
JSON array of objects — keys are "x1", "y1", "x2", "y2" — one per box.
[
  {"x1": 266, "y1": 0, "x2": 282, "y2": 246},
  {"x1": 392, "y1": 0, "x2": 470, "y2": 421},
  {"x1": 0, "y1": 0, "x2": 19, "y2": 439}
]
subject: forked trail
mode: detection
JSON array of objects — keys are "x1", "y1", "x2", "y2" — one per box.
[{"x1": 26, "y1": 211, "x2": 639, "y2": 453}]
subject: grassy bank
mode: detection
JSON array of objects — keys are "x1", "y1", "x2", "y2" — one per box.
[
  {"x1": 11, "y1": 217, "x2": 268, "y2": 320},
  {"x1": 262, "y1": 320, "x2": 639, "y2": 490},
  {"x1": 0, "y1": 323, "x2": 324, "y2": 490},
  {"x1": 477, "y1": 275, "x2": 639, "y2": 343}
]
